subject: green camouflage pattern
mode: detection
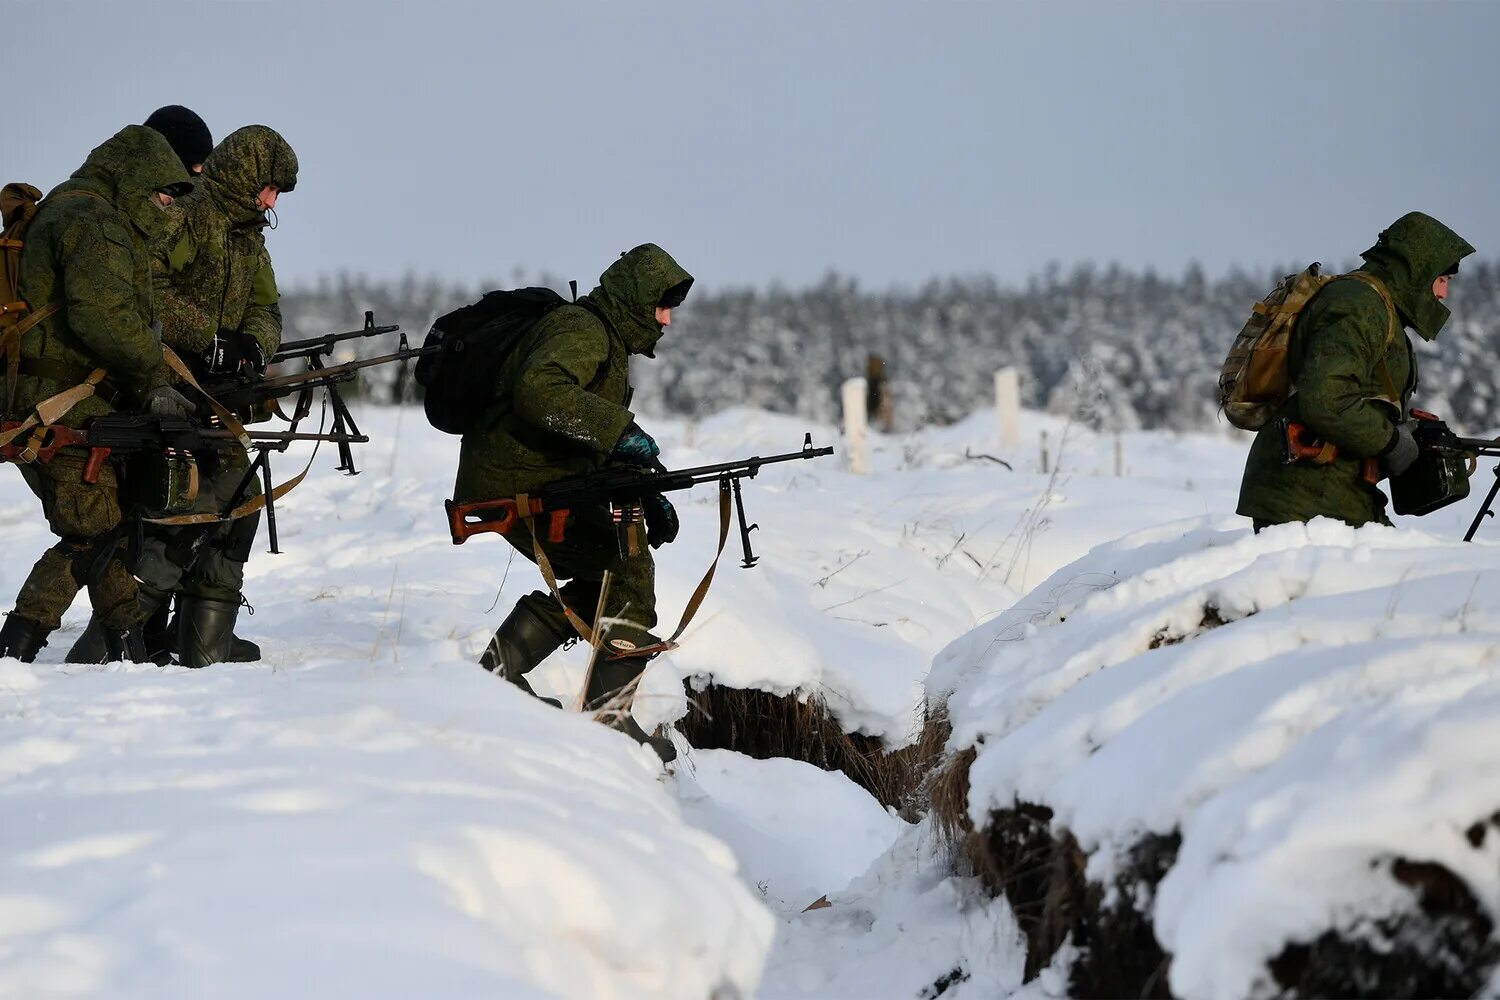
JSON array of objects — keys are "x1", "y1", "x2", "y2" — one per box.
[
  {"x1": 455, "y1": 243, "x2": 692, "y2": 645},
  {"x1": 1359, "y1": 211, "x2": 1475, "y2": 343},
  {"x1": 1238, "y1": 213, "x2": 1475, "y2": 527},
  {"x1": 13, "y1": 454, "x2": 138, "y2": 629},
  {"x1": 135, "y1": 448, "x2": 261, "y2": 604},
  {"x1": 9, "y1": 125, "x2": 190, "y2": 427},
  {"x1": 454, "y1": 243, "x2": 693, "y2": 502},
  {"x1": 154, "y1": 125, "x2": 297, "y2": 359}
]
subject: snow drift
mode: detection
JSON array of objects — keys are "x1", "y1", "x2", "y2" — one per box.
[{"x1": 933, "y1": 516, "x2": 1500, "y2": 998}]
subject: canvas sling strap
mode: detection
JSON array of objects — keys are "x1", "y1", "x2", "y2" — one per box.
[
  {"x1": 0, "y1": 366, "x2": 108, "y2": 455},
  {"x1": 144, "y1": 346, "x2": 317, "y2": 526},
  {"x1": 1339, "y1": 271, "x2": 1403, "y2": 407},
  {"x1": 525, "y1": 479, "x2": 735, "y2": 656}
]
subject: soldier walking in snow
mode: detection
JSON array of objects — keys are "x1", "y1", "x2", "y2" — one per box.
[
  {"x1": 454, "y1": 243, "x2": 694, "y2": 763},
  {"x1": 1237, "y1": 212, "x2": 1475, "y2": 529},
  {"x1": 0, "y1": 127, "x2": 195, "y2": 661},
  {"x1": 66, "y1": 125, "x2": 299, "y2": 668}
]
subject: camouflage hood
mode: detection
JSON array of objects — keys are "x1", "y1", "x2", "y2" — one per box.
[
  {"x1": 1358, "y1": 211, "x2": 1475, "y2": 342},
  {"x1": 58, "y1": 124, "x2": 191, "y2": 240},
  {"x1": 586, "y1": 243, "x2": 693, "y2": 357},
  {"x1": 200, "y1": 125, "x2": 299, "y2": 226}
]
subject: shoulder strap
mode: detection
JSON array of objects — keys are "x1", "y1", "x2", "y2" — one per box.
[{"x1": 1339, "y1": 272, "x2": 1402, "y2": 403}]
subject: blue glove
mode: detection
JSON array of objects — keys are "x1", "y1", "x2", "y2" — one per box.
[
  {"x1": 611, "y1": 422, "x2": 660, "y2": 464},
  {"x1": 644, "y1": 493, "x2": 679, "y2": 548}
]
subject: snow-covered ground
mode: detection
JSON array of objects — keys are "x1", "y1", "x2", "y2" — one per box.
[{"x1": 7, "y1": 400, "x2": 1497, "y2": 997}]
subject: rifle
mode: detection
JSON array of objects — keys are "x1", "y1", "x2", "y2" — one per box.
[
  {"x1": 0, "y1": 413, "x2": 366, "y2": 483},
  {"x1": 202, "y1": 311, "x2": 431, "y2": 475},
  {"x1": 0, "y1": 411, "x2": 366, "y2": 548},
  {"x1": 446, "y1": 434, "x2": 835, "y2": 568},
  {"x1": 271, "y1": 312, "x2": 401, "y2": 364}
]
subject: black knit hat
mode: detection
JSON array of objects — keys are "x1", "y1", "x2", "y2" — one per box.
[{"x1": 144, "y1": 105, "x2": 213, "y2": 172}]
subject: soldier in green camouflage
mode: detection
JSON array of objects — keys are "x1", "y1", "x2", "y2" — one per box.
[
  {"x1": 455, "y1": 243, "x2": 694, "y2": 762},
  {"x1": 1238, "y1": 212, "x2": 1476, "y2": 528},
  {"x1": 0, "y1": 125, "x2": 194, "y2": 662},
  {"x1": 65, "y1": 125, "x2": 299, "y2": 668}
]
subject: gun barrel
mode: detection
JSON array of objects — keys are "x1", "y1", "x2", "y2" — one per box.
[
  {"x1": 542, "y1": 442, "x2": 835, "y2": 506},
  {"x1": 273, "y1": 325, "x2": 401, "y2": 362},
  {"x1": 1448, "y1": 434, "x2": 1500, "y2": 451}
]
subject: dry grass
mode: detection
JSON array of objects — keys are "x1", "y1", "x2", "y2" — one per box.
[{"x1": 678, "y1": 685, "x2": 952, "y2": 818}]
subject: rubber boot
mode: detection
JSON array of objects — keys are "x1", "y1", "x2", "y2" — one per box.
[
  {"x1": 177, "y1": 595, "x2": 252, "y2": 668},
  {"x1": 480, "y1": 603, "x2": 567, "y2": 707},
  {"x1": 101, "y1": 624, "x2": 148, "y2": 663},
  {"x1": 0, "y1": 613, "x2": 54, "y2": 663},
  {"x1": 585, "y1": 653, "x2": 678, "y2": 764},
  {"x1": 162, "y1": 597, "x2": 259, "y2": 664},
  {"x1": 67, "y1": 584, "x2": 171, "y2": 665}
]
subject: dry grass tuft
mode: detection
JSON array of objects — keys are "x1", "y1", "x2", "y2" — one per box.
[{"x1": 679, "y1": 684, "x2": 951, "y2": 818}]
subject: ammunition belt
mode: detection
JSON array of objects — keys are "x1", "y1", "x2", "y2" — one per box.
[{"x1": 16, "y1": 358, "x2": 123, "y2": 407}]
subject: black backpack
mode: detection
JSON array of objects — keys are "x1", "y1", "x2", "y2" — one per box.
[{"x1": 414, "y1": 285, "x2": 571, "y2": 434}]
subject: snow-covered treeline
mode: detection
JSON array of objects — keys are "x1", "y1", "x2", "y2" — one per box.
[{"x1": 281, "y1": 260, "x2": 1500, "y2": 434}]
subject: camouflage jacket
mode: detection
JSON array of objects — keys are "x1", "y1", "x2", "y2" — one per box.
[
  {"x1": 454, "y1": 243, "x2": 694, "y2": 501},
  {"x1": 154, "y1": 125, "x2": 298, "y2": 363},
  {"x1": 1238, "y1": 212, "x2": 1476, "y2": 526},
  {"x1": 9, "y1": 125, "x2": 190, "y2": 427}
]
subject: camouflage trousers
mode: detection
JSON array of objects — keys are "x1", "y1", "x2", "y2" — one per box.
[
  {"x1": 11, "y1": 452, "x2": 139, "y2": 630},
  {"x1": 504, "y1": 502, "x2": 658, "y2": 647},
  {"x1": 134, "y1": 448, "x2": 261, "y2": 604}
]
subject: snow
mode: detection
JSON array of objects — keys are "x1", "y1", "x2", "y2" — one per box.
[
  {"x1": 7, "y1": 398, "x2": 1499, "y2": 997},
  {"x1": 939, "y1": 515, "x2": 1500, "y2": 999}
]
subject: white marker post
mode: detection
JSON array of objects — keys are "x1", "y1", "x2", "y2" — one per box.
[
  {"x1": 995, "y1": 367, "x2": 1020, "y2": 449},
  {"x1": 842, "y1": 376, "x2": 870, "y2": 475}
]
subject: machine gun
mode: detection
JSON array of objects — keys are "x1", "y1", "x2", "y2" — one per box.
[
  {"x1": 201, "y1": 311, "x2": 432, "y2": 476},
  {"x1": 446, "y1": 434, "x2": 835, "y2": 568},
  {"x1": 1281, "y1": 410, "x2": 1500, "y2": 539},
  {"x1": 0, "y1": 411, "x2": 366, "y2": 549},
  {"x1": 1398, "y1": 410, "x2": 1500, "y2": 539}
]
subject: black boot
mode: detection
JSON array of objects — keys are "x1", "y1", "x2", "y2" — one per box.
[
  {"x1": 177, "y1": 595, "x2": 254, "y2": 668},
  {"x1": 162, "y1": 596, "x2": 259, "y2": 664},
  {"x1": 585, "y1": 653, "x2": 678, "y2": 764},
  {"x1": 101, "y1": 624, "x2": 148, "y2": 663},
  {"x1": 0, "y1": 613, "x2": 53, "y2": 663},
  {"x1": 67, "y1": 584, "x2": 171, "y2": 665},
  {"x1": 480, "y1": 603, "x2": 567, "y2": 706}
]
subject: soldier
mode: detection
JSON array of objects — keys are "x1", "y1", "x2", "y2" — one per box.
[
  {"x1": 1238, "y1": 212, "x2": 1475, "y2": 529},
  {"x1": 144, "y1": 105, "x2": 213, "y2": 177},
  {"x1": 66, "y1": 125, "x2": 298, "y2": 668},
  {"x1": 454, "y1": 243, "x2": 694, "y2": 762},
  {"x1": 0, "y1": 126, "x2": 194, "y2": 662}
]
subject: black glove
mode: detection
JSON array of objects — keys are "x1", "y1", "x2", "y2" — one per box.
[
  {"x1": 203, "y1": 328, "x2": 266, "y2": 375},
  {"x1": 1382, "y1": 420, "x2": 1420, "y2": 477},
  {"x1": 610, "y1": 422, "x2": 660, "y2": 464},
  {"x1": 643, "y1": 493, "x2": 679, "y2": 548},
  {"x1": 142, "y1": 385, "x2": 194, "y2": 419}
]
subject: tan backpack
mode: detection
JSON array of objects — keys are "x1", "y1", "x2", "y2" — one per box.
[
  {"x1": 1218, "y1": 264, "x2": 1398, "y2": 431},
  {"x1": 1218, "y1": 263, "x2": 1334, "y2": 430},
  {"x1": 0, "y1": 182, "x2": 57, "y2": 410}
]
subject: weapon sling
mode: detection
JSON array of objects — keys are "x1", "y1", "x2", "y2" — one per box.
[{"x1": 524, "y1": 478, "x2": 735, "y2": 657}]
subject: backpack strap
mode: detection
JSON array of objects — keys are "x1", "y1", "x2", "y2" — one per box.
[
  {"x1": 1339, "y1": 272, "x2": 1402, "y2": 405},
  {"x1": 2, "y1": 302, "x2": 58, "y2": 410}
]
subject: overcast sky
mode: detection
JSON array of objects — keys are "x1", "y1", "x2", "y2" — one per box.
[{"x1": 15, "y1": 1, "x2": 1500, "y2": 292}]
